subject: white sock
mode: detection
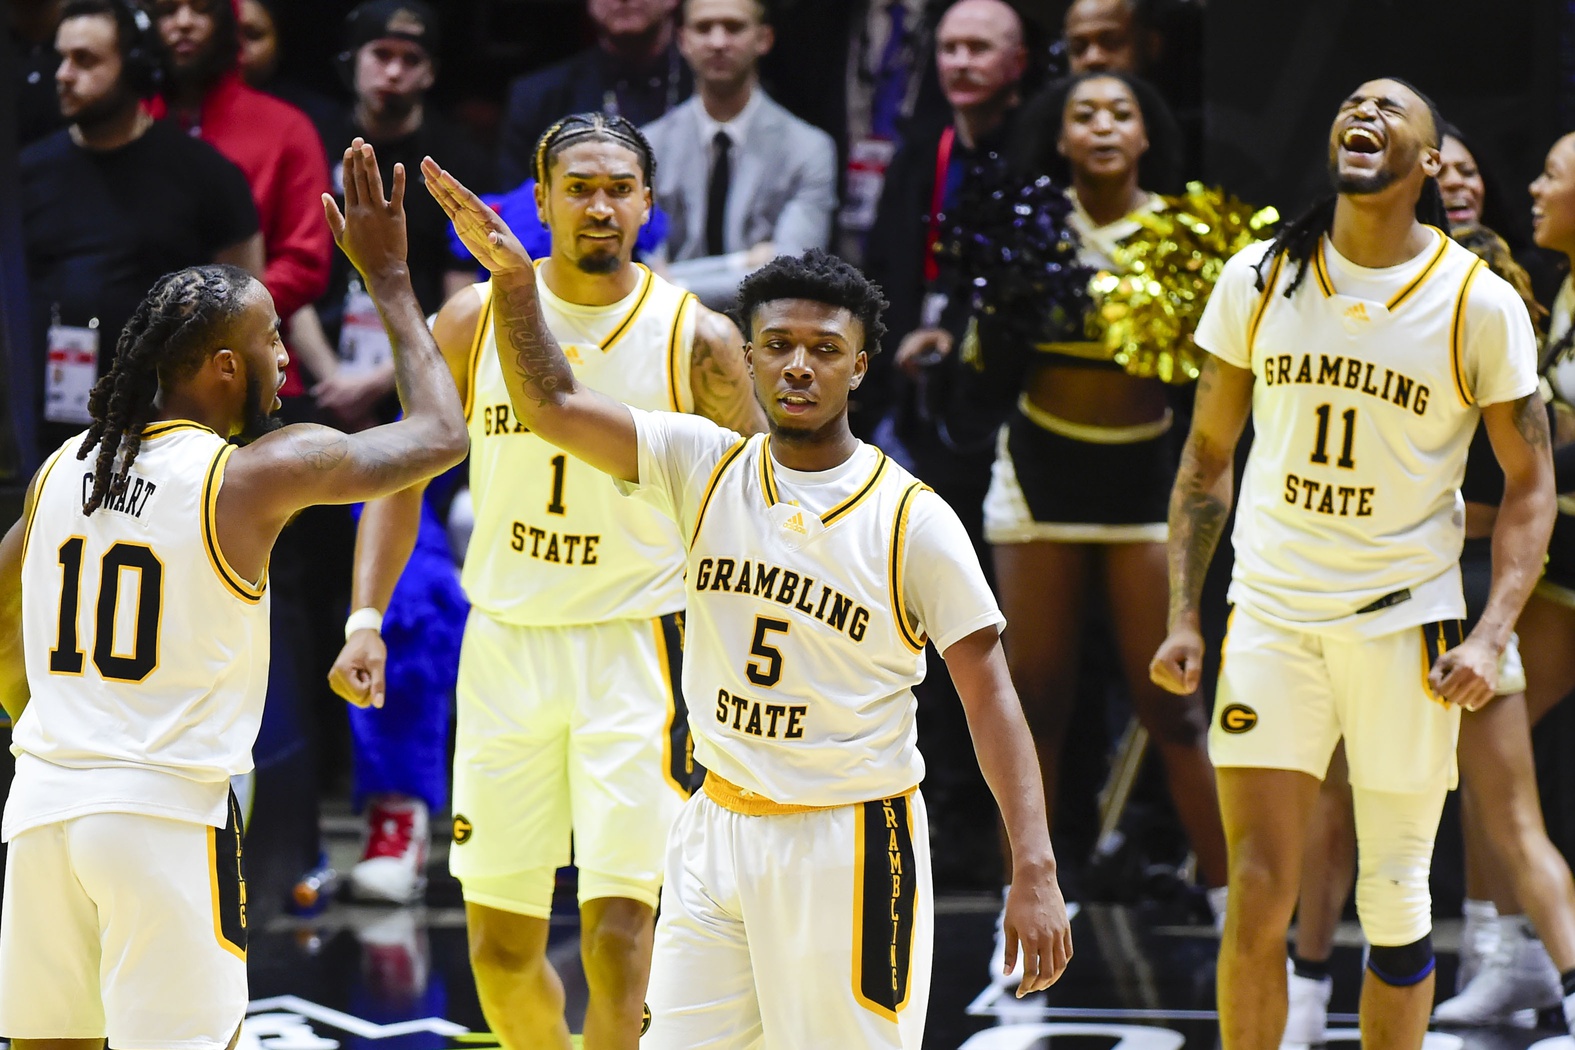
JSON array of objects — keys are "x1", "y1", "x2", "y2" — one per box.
[
  {"x1": 1001, "y1": 884, "x2": 1012, "y2": 908},
  {"x1": 1462, "y1": 897, "x2": 1498, "y2": 927},
  {"x1": 1497, "y1": 913, "x2": 1531, "y2": 943},
  {"x1": 1206, "y1": 885, "x2": 1229, "y2": 930}
]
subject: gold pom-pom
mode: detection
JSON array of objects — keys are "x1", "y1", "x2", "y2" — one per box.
[{"x1": 1090, "y1": 183, "x2": 1278, "y2": 384}]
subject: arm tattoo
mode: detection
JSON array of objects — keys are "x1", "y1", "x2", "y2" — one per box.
[
  {"x1": 295, "y1": 431, "x2": 349, "y2": 470},
  {"x1": 1166, "y1": 357, "x2": 1236, "y2": 624},
  {"x1": 493, "y1": 276, "x2": 575, "y2": 408},
  {"x1": 1167, "y1": 446, "x2": 1230, "y2": 624},
  {"x1": 1512, "y1": 393, "x2": 1552, "y2": 451},
  {"x1": 691, "y1": 309, "x2": 766, "y2": 434}
]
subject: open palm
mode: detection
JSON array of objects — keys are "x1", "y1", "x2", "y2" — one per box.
[{"x1": 422, "y1": 156, "x2": 533, "y2": 277}]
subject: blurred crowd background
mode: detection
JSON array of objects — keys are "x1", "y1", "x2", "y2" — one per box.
[{"x1": 0, "y1": 0, "x2": 1569, "y2": 933}]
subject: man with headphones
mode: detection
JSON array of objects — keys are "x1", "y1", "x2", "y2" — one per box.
[{"x1": 20, "y1": 0, "x2": 264, "y2": 461}]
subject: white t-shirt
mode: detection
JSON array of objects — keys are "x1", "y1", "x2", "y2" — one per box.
[
  {"x1": 1196, "y1": 230, "x2": 1539, "y2": 637},
  {"x1": 623, "y1": 408, "x2": 1003, "y2": 805}
]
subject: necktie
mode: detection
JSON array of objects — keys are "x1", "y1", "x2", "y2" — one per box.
[
  {"x1": 707, "y1": 130, "x2": 732, "y2": 257},
  {"x1": 871, "y1": 2, "x2": 909, "y2": 140}
]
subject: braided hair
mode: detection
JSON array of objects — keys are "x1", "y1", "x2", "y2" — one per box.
[
  {"x1": 532, "y1": 112, "x2": 657, "y2": 186},
  {"x1": 77, "y1": 265, "x2": 255, "y2": 515},
  {"x1": 1254, "y1": 78, "x2": 1450, "y2": 298}
]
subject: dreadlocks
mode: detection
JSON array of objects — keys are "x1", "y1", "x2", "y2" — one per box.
[
  {"x1": 78, "y1": 265, "x2": 255, "y2": 515},
  {"x1": 532, "y1": 112, "x2": 657, "y2": 186},
  {"x1": 1254, "y1": 78, "x2": 1451, "y2": 298}
]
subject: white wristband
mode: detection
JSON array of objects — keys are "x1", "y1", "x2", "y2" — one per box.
[{"x1": 344, "y1": 607, "x2": 384, "y2": 639}]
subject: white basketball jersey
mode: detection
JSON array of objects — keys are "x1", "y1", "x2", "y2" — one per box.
[
  {"x1": 683, "y1": 437, "x2": 930, "y2": 807},
  {"x1": 1216, "y1": 231, "x2": 1539, "y2": 635},
  {"x1": 7, "y1": 422, "x2": 269, "y2": 839},
  {"x1": 462, "y1": 265, "x2": 698, "y2": 626}
]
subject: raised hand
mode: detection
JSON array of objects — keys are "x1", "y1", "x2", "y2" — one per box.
[
  {"x1": 422, "y1": 156, "x2": 533, "y2": 277},
  {"x1": 323, "y1": 138, "x2": 409, "y2": 285}
]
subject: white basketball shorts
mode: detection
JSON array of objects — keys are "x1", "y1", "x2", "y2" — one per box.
[
  {"x1": 1209, "y1": 609, "x2": 1464, "y2": 793},
  {"x1": 643, "y1": 785, "x2": 934, "y2": 1050},
  {"x1": 449, "y1": 609, "x2": 693, "y2": 917},
  {"x1": 0, "y1": 798, "x2": 247, "y2": 1049}
]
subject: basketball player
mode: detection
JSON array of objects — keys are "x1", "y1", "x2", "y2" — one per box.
[
  {"x1": 327, "y1": 114, "x2": 763, "y2": 1050},
  {"x1": 0, "y1": 140, "x2": 466, "y2": 1050},
  {"x1": 425, "y1": 157, "x2": 1072, "y2": 1048},
  {"x1": 1150, "y1": 79, "x2": 1554, "y2": 1050}
]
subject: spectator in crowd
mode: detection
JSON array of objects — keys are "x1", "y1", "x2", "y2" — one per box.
[
  {"x1": 12, "y1": 0, "x2": 68, "y2": 147},
  {"x1": 860, "y1": 0, "x2": 1026, "y2": 894},
  {"x1": 867, "y1": 0, "x2": 1027, "y2": 456},
  {"x1": 1062, "y1": 0, "x2": 1149, "y2": 75},
  {"x1": 496, "y1": 0, "x2": 690, "y2": 190},
  {"x1": 292, "y1": 0, "x2": 492, "y2": 432},
  {"x1": 759, "y1": 0, "x2": 948, "y2": 265},
  {"x1": 234, "y1": 0, "x2": 338, "y2": 137},
  {"x1": 149, "y1": 0, "x2": 332, "y2": 389},
  {"x1": 642, "y1": 0, "x2": 837, "y2": 312},
  {"x1": 21, "y1": 0, "x2": 262, "y2": 460}
]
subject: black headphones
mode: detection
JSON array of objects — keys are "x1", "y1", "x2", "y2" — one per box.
[{"x1": 108, "y1": 0, "x2": 163, "y2": 99}]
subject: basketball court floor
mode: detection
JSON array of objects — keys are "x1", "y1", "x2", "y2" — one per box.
[{"x1": 235, "y1": 809, "x2": 1568, "y2": 1050}]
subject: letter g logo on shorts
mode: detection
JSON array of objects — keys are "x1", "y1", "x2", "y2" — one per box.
[
  {"x1": 452, "y1": 814, "x2": 474, "y2": 844},
  {"x1": 1220, "y1": 704, "x2": 1258, "y2": 734}
]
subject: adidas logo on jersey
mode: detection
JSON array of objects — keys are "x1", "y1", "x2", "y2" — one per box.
[
  {"x1": 1342, "y1": 301, "x2": 1371, "y2": 334},
  {"x1": 783, "y1": 512, "x2": 807, "y2": 534},
  {"x1": 564, "y1": 345, "x2": 584, "y2": 364}
]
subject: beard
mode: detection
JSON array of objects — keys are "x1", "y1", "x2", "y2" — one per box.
[
  {"x1": 236, "y1": 371, "x2": 285, "y2": 445},
  {"x1": 1329, "y1": 155, "x2": 1401, "y2": 196},
  {"x1": 66, "y1": 84, "x2": 137, "y2": 133},
  {"x1": 575, "y1": 248, "x2": 623, "y2": 274}
]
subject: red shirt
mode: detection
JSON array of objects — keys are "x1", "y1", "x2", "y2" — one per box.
[{"x1": 152, "y1": 72, "x2": 332, "y2": 393}]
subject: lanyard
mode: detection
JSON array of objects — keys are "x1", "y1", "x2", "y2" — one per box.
[{"x1": 924, "y1": 124, "x2": 956, "y2": 285}]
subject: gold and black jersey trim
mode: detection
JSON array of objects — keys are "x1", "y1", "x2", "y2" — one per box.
[
  {"x1": 758, "y1": 443, "x2": 890, "y2": 526},
  {"x1": 1247, "y1": 252, "x2": 1286, "y2": 358},
  {"x1": 600, "y1": 265, "x2": 655, "y2": 352},
  {"x1": 690, "y1": 438, "x2": 751, "y2": 546},
  {"x1": 1385, "y1": 228, "x2": 1450, "y2": 310},
  {"x1": 1419, "y1": 619, "x2": 1465, "y2": 705},
  {"x1": 1311, "y1": 240, "x2": 1336, "y2": 298},
  {"x1": 666, "y1": 293, "x2": 696, "y2": 412},
  {"x1": 1311, "y1": 228, "x2": 1449, "y2": 310},
  {"x1": 209, "y1": 790, "x2": 248, "y2": 961},
  {"x1": 652, "y1": 612, "x2": 697, "y2": 798},
  {"x1": 758, "y1": 437, "x2": 781, "y2": 507},
  {"x1": 142, "y1": 420, "x2": 215, "y2": 441},
  {"x1": 1450, "y1": 258, "x2": 1485, "y2": 408},
  {"x1": 852, "y1": 794, "x2": 919, "y2": 1022},
  {"x1": 462, "y1": 285, "x2": 495, "y2": 424},
  {"x1": 202, "y1": 446, "x2": 267, "y2": 604},
  {"x1": 20, "y1": 445, "x2": 69, "y2": 562},
  {"x1": 822, "y1": 453, "x2": 891, "y2": 527},
  {"x1": 887, "y1": 481, "x2": 931, "y2": 654}
]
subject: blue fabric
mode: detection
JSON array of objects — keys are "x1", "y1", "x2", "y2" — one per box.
[
  {"x1": 347, "y1": 470, "x2": 468, "y2": 813},
  {"x1": 446, "y1": 178, "x2": 671, "y2": 271}
]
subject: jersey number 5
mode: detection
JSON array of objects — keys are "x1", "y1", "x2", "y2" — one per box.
[
  {"x1": 746, "y1": 616, "x2": 789, "y2": 687},
  {"x1": 49, "y1": 538, "x2": 163, "y2": 682},
  {"x1": 1310, "y1": 404, "x2": 1357, "y2": 469}
]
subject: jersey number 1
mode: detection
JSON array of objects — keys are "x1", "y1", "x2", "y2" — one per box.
[
  {"x1": 50, "y1": 538, "x2": 163, "y2": 682},
  {"x1": 547, "y1": 454, "x2": 567, "y2": 515},
  {"x1": 1310, "y1": 404, "x2": 1357, "y2": 469}
]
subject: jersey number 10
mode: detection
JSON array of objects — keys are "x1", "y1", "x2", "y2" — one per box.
[
  {"x1": 49, "y1": 538, "x2": 162, "y2": 682},
  {"x1": 1310, "y1": 404, "x2": 1357, "y2": 469}
]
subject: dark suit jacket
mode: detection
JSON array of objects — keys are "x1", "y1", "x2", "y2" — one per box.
[{"x1": 496, "y1": 43, "x2": 693, "y2": 190}]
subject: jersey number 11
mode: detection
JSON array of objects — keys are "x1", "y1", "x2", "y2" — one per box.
[{"x1": 1310, "y1": 404, "x2": 1357, "y2": 469}]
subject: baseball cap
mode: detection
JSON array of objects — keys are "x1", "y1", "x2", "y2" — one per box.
[{"x1": 343, "y1": 0, "x2": 440, "y2": 59}]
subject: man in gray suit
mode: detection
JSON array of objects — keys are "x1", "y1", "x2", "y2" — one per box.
[{"x1": 642, "y1": 0, "x2": 837, "y2": 311}]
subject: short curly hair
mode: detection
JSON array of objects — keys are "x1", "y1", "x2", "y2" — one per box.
[{"x1": 733, "y1": 249, "x2": 889, "y2": 355}]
